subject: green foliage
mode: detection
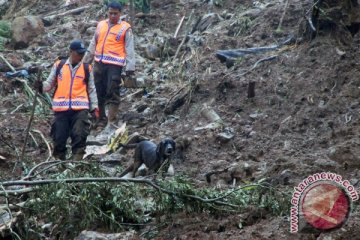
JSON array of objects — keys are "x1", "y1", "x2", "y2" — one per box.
[
  {"x1": 229, "y1": 17, "x2": 252, "y2": 37},
  {"x1": 0, "y1": 20, "x2": 11, "y2": 51},
  {"x1": 103, "y1": 0, "x2": 151, "y2": 13},
  {"x1": 0, "y1": 20, "x2": 11, "y2": 38},
  {"x1": 103, "y1": 0, "x2": 128, "y2": 5},
  {"x1": 21, "y1": 165, "x2": 291, "y2": 239}
]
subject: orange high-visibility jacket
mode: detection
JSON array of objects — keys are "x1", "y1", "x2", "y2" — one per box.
[
  {"x1": 52, "y1": 60, "x2": 91, "y2": 112},
  {"x1": 94, "y1": 20, "x2": 131, "y2": 66}
]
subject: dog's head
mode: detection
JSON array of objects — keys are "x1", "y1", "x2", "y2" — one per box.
[{"x1": 156, "y1": 137, "x2": 176, "y2": 157}]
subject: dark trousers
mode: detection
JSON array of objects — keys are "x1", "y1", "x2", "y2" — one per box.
[
  {"x1": 93, "y1": 62, "x2": 123, "y2": 120},
  {"x1": 51, "y1": 109, "x2": 90, "y2": 159}
]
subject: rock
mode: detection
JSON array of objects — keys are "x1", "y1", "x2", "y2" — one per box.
[
  {"x1": 216, "y1": 127, "x2": 235, "y2": 143},
  {"x1": 145, "y1": 44, "x2": 161, "y2": 60},
  {"x1": 85, "y1": 26, "x2": 96, "y2": 36},
  {"x1": 12, "y1": 15, "x2": 45, "y2": 49},
  {"x1": 135, "y1": 76, "x2": 146, "y2": 87}
]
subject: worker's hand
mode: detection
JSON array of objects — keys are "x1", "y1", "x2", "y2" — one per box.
[
  {"x1": 34, "y1": 80, "x2": 43, "y2": 93},
  {"x1": 123, "y1": 71, "x2": 137, "y2": 88},
  {"x1": 91, "y1": 108, "x2": 100, "y2": 120}
]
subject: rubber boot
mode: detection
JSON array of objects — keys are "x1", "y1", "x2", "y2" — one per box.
[
  {"x1": 53, "y1": 150, "x2": 66, "y2": 160},
  {"x1": 107, "y1": 104, "x2": 119, "y2": 128},
  {"x1": 95, "y1": 102, "x2": 107, "y2": 131}
]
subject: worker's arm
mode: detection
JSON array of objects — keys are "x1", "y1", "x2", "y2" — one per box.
[
  {"x1": 125, "y1": 28, "x2": 135, "y2": 72},
  {"x1": 42, "y1": 63, "x2": 57, "y2": 92},
  {"x1": 87, "y1": 66, "x2": 98, "y2": 111}
]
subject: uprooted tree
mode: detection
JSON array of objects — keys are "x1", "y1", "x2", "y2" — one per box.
[{"x1": 0, "y1": 162, "x2": 291, "y2": 239}]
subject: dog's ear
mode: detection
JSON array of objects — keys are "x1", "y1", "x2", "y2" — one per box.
[
  {"x1": 171, "y1": 140, "x2": 176, "y2": 150},
  {"x1": 156, "y1": 140, "x2": 165, "y2": 156}
]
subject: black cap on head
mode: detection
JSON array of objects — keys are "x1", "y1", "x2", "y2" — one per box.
[
  {"x1": 69, "y1": 40, "x2": 86, "y2": 54},
  {"x1": 108, "y1": 1, "x2": 122, "y2": 11}
]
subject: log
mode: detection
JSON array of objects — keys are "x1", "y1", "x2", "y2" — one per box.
[
  {"x1": 164, "y1": 88, "x2": 189, "y2": 114},
  {"x1": 43, "y1": 5, "x2": 91, "y2": 22},
  {"x1": 215, "y1": 37, "x2": 293, "y2": 63}
]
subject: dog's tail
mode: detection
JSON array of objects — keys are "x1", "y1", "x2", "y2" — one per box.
[
  {"x1": 118, "y1": 143, "x2": 138, "y2": 149},
  {"x1": 117, "y1": 165, "x2": 134, "y2": 178}
]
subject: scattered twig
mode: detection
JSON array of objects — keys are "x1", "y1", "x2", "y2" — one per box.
[
  {"x1": 28, "y1": 131, "x2": 39, "y2": 148},
  {"x1": 23, "y1": 160, "x2": 61, "y2": 180},
  {"x1": 10, "y1": 104, "x2": 23, "y2": 114},
  {"x1": 237, "y1": 55, "x2": 277, "y2": 77},
  {"x1": 0, "y1": 184, "x2": 22, "y2": 240},
  {"x1": 32, "y1": 130, "x2": 52, "y2": 162},
  {"x1": 345, "y1": 113, "x2": 352, "y2": 124},
  {"x1": 277, "y1": 0, "x2": 290, "y2": 31},
  {"x1": 173, "y1": 10, "x2": 195, "y2": 61},
  {"x1": 23, "y1": 160, "x2": 93, "y2": 180},
  {"x1": 174, "y1": 15, "x2": 185, "y2": 38},
  {"x1": 307, "y1": 16, "x2": 316, "y2": 32}
]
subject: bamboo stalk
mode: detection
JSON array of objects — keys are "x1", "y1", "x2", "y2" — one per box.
[
  {"x1": 0, "y1": 54, "x2": 16, "y2": 72},
  {"x1": 19, "y1": 69, "x2": 42, "y2": 164}
]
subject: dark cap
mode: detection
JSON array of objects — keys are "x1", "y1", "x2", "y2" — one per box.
[
  {"x1": 69, "y1": 40, "x2": 87, "y2": 54},
  {"x1": 108, "y1": 1, "x2": 122, "y2": 11}
]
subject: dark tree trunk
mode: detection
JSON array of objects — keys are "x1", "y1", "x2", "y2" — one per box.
[{"x1": 305, "y1": 0, "x2": 360, "y2": 43}]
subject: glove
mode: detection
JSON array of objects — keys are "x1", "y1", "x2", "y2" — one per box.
[
  {"x1": 91, "y1": 108, "x2": 100, "y2": 120},
  {"x1": 34, "y1": 80, "x2": 43, "y2": 93}
]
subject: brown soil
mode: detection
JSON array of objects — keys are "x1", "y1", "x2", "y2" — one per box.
[{"x1": 1, "y1": 0, "x2": 360, "y2": 239}]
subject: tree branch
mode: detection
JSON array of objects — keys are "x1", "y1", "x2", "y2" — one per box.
[{"x1": 0, "y1": 177, "x2": 254, "y2": 209}]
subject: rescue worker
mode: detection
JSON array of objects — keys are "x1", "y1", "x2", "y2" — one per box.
[
  {"x1": 83, "y1": 1, "x2": 135, "y2": 132},
  {"x1": 35, "y1": 40, "x2": 99, "y2": 160}
]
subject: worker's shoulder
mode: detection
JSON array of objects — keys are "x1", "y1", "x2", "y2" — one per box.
[{"x1": 120, "y1": 20, "x2": 131, "y2": 28}]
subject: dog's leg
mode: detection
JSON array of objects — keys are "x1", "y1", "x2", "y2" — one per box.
[
  {"x1": 118, "y1": 165, "x2": 134, "y2": 178},
  {"x1": 132, "y1": 160, "x2": 142, "y2": 178}
]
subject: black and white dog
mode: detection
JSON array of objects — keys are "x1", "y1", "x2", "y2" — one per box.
[{"x1": 118, "y1": 138, "x2": 176, "y2": 178}]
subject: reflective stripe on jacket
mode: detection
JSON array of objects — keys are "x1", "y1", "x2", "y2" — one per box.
[
  {"x1": 52, "y1": 60, "x2": 90, "y2": 112},
  {"x1": 94, "y1": 20, "x2": 130, "y2": 66}
]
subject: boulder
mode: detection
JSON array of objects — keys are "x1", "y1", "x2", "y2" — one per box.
[{"x1": 11, "y1": 15, "x2": 44, "y2": 49}]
